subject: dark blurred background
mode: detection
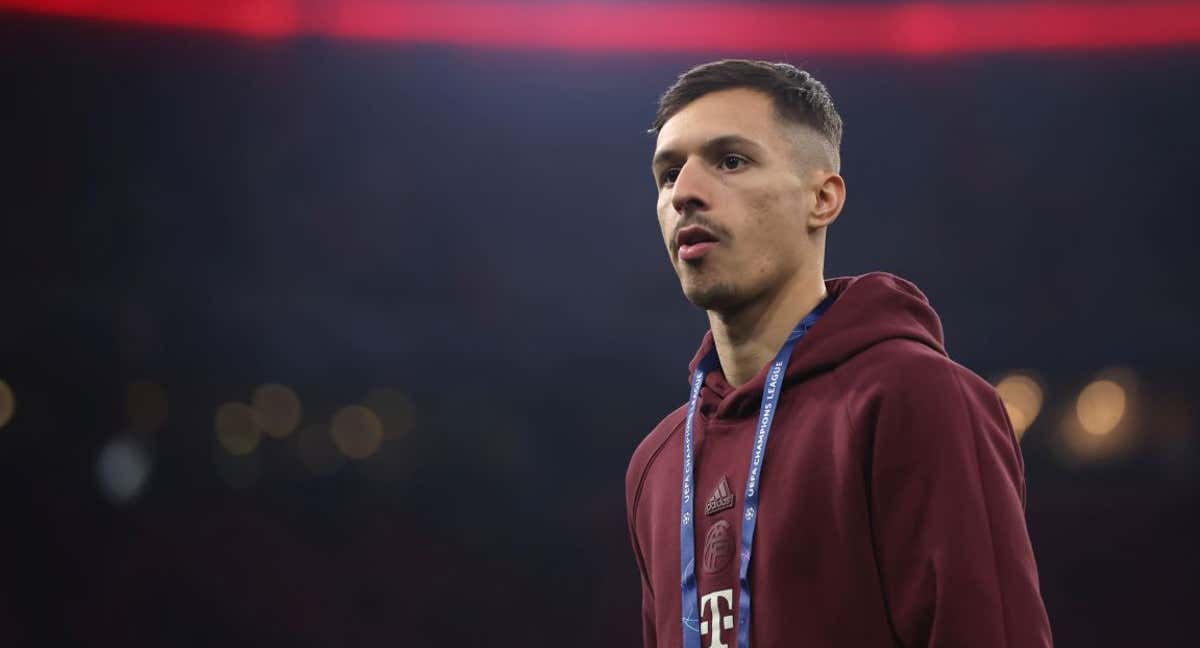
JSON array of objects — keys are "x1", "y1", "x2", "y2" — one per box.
[{"x1": 2, "y1": 1, "x2": 1199, "y2": 646}]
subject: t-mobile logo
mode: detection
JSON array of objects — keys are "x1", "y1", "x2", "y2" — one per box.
[{"x1": 700, "y1": 588, "x2": 734, "y2": 648}]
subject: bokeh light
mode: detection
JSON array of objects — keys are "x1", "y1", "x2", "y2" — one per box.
[
  {"x1": 1076, "y1": 379, "x2": 1127, "y2": 436},
  {"x1": 125, "y1": 380, "x2": 168, "y2": 435},
  {"x1": 251, "y1": 383, "x2": 303, "y2": 439},
  {"x1": 296, "y1": 423, "x2": 345, "y2": 477},
  {"x1": 1058, "y1": 368, "x2": 1140, "y2": 464},
  {"x1": 96, "y1": 436, "x2": 151, "y2": 505},
  {"x1": 363, "y1": 387, "x2": 415, "y2": 440},
  {"x1": 995, "y1": 372, "x2": 1043, "y2": 440},
  {"x1": 331, "y1": 405, "x2": 383, "y2": 460},
  {"x1": 0, "y1": 379, "x2": 14, "y2": 429},
  {"x1": 215, "y1": 402, "x2": 262, "y2": 456}
]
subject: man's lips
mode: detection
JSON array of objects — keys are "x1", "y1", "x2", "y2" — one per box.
[
  {"x1": 676, "y1": 225, "x2": 719, "y2": 261},
  {"x1": 679, "y1": 241, "x2": 717, "y2": 261}
]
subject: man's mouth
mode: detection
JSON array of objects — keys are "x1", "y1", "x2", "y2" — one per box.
[{"x1": 676, "y1": 225, "x2": 719, "y2": 262}]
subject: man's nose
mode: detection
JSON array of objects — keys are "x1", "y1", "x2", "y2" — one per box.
[{"x1": 670, "y1": 160, "x2": 711, "y2": 216}]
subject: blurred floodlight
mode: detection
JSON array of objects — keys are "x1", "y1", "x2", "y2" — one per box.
[
  {"x1": 1076, "y1": 379, "x2": 1127, "y2": 436},
  {"x1": 0, "y1": 379, "x2": 14, "y2": 429},
  {"x1": 125, "y1": 380, "x2": 168, "y2": 435},
  {"x1": 297, "y1": 423, "x2": 344, "y2": 476},
  {"x1": 252, "y1": 383, "x2": 303, "y2": 439},
  {"x1": 96, "y1": 436, "x2": 151, "y2": 505},
  {"x1": 215, "y1": 402, "x2": 262, "y2": 455},
  {"x1": 215, "y1": 448, "x2": 259, "y2": 490},
  {"x1": 364, "y1": 387, "x2": 415, "y2": 440},
  {"x1": 331, "y1": 405, "x2": 383, "y2": 459},
  {"x1": 995, "y1": 373, "x2": 1043, "y2": 439},
  {"x1": 1057, "y1": 368, "x2": 1140, "y2": 465}
]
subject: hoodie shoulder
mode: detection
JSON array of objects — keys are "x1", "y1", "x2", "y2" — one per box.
[
  {"x1": 840, "y1": 337, "x2": 994, "y2": 403},
  {"x1": 625, "y1": 403, "x2": 687, "y2": 520},
  {"x1": 837, "y1": 338, "x2": 1020, "y2": 478}
]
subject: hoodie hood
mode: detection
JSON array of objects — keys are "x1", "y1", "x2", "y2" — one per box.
[{"x1": 687, "y1": 271, "x2": 946, "y2": 419}]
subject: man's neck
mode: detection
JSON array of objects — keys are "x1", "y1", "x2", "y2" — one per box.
[{"x1": 707, "y1": 273, "x2": 827, "y2": 388}]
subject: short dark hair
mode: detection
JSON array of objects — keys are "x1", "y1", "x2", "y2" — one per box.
[{"x1": 650, "y1": 59, "x2": 843, "y2": 160}]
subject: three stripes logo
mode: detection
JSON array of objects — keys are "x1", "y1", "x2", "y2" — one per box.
[{"x1": 704, "y1": 476, "x2": 735, "y2": 516}]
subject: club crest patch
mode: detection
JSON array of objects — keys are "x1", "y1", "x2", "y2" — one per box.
[{"x1": 702, "y1": 520, "x2": 734, "y2": 573}]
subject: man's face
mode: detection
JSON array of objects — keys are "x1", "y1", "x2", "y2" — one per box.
[{"x1": 652, "y1": 88, "x2": 822, "y2": 312}]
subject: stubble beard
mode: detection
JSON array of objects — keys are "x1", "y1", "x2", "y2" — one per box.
[
  {"x1": 680, "y1": 270, "x2": 742, "y2": 312},
  {"x1": 680, "y1": 253, "x2": 799, "y2": 318}
]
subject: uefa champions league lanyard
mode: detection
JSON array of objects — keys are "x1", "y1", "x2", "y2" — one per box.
[{"x1": 679, "y1": 296, "x2": 832, "y2": 648}]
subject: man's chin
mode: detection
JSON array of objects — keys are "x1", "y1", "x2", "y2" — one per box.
[{"x1": 682, "y1": 281, "x2": 740, "y2": 311}]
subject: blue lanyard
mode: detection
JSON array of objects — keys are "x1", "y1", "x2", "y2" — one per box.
[{"x1": 680, "y1": 296, "x2": 831, "y2": 648}]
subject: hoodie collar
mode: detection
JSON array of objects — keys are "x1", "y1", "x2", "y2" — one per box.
[{"x1": 687, "y1": 272, "x2": 946, "y2": 420}]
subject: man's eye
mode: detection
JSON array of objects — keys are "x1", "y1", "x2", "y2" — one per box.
[
  {"x1": 661, "y1": 168, "x2": 680, "y2": 186},
  {"x1": 721, "y1": 155, "x2": 745, "y2": 170}
]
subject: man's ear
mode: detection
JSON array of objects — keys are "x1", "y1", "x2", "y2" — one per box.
[{"x1": 809, "y1": 172, "x2": 845, "y2": 230}]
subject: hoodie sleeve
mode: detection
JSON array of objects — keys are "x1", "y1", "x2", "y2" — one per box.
[
  {"x1": 638, "y1": 564, "x2": 657, "y2": 648},
  {"x1": 868, "y1": 352, "x2": 1053, "y2": 647},
  {"x1": 627, "y1": 512, "x2": 657, "y2": 648},
  {"x1": 626, "y1": 445, "x2": 658, "y2": 648}
]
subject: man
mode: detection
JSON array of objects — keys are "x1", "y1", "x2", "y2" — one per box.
[{"x1": 625, "y1": 60, "x2": 1053, "y2": 647}]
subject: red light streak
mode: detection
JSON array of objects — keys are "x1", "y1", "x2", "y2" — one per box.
[{"x1": 2, "y1": 1, "x2": 1199, "y2": 56}]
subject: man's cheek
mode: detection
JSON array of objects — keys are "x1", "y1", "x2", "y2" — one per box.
[{"x1": 657, "y1": 214, "x2": 675, "y2": 249}]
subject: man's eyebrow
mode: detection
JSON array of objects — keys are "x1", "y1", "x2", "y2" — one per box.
[{"x1": 651, "y1": 134, "x2": 764, "y2": 170}]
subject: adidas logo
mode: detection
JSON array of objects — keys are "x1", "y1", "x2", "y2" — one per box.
[{"x1": 704, "y1": 476, "x2": 735, "y2": 516}]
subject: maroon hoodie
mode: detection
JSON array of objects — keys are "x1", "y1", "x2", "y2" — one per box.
[{"x1": 626, "y1": 272, "x2": 1053, "y2": 647}]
